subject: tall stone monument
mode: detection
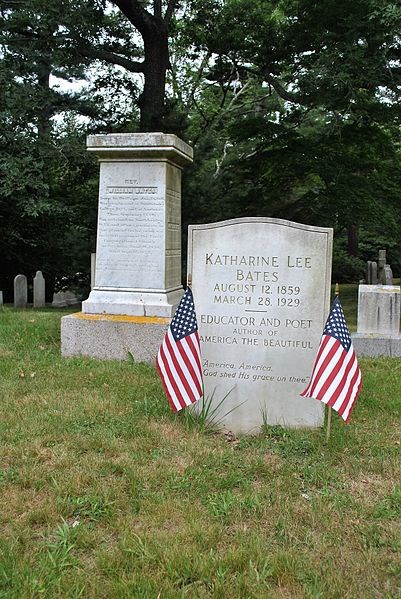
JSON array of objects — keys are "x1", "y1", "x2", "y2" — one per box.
[
  {"x1": 188, "y1": 218, "x2": 333, "y2": 433},
  {"x1": 61, "y1": 133, "x2": 193, "y2": 361}
]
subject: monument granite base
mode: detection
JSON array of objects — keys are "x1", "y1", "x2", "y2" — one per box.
[{"x1": 61, "y1": 313, "x2": 169, "y2": 362}]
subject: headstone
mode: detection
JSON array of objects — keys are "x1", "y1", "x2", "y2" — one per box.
[
  {"x1": 62, "y1": 133, "x2": 193, "y2": 362},
  {"x1": 371, "y1": 261, "x2": 378, "y2": 284},
  {"x1": 366, "y1": 261, "x2": 378, "y2": 285},
  {"x1": 91, "y1": 253, "x2": 96, "y2": 290},
  {"x1": 366, "y1": 261, "x2": 372, "y2": 284},
  {"x1": 378, "y1": 249, "x2": 386, "y2": 270},
  {"x1": 356, "y1": 285, "x2": 400, "y2": 335},
  {"x1": 52, "y1": 290, "x2": 80, "y2": 307},
  {"x1": 64, "y1": 291, "x2": 80, "y2": 305},
  {"x1": 33, "y1": 271, "x2": 46, "y2": 308},
  {"x1": 352, "y1": 285, "x2": 401, "y2": 357},
  {"x1": 378, "y1": 249, "x2": 387, "y2": 284},
  {"x1": 82, "y1": 133, "x2": 193, "y2": 317},
  {"x1": 0, "y1": 291, "x2": 3, "y2": 306},
  {"x1": 188, "y1": 218, "x2": 333, "y2": 433},
  {"x1": 14, "y1": 274, "x2": 28, "y2": 309},
  {"x1": 383, "y1": 264, "x2": 393, "y2": 286},
  {"x1": 52, "y1": 291, "x2": 68, "y2": 307}
]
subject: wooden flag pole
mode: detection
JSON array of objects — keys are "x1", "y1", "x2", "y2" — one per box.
[
  {"x1": 326, "y1": 401, "x2": 332, "y2": 444},
  {"x1": 325, "y1": 282, "x2": 340, "y2": 443}
]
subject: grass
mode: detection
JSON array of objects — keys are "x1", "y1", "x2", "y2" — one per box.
[{"x1": 0, "y1": 297, "x2": 400, "y2": 598}]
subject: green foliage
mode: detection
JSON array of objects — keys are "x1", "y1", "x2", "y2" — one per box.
[
  {"x1": 2, "y1": 0, "x2": 401, "y2": 284},
  {"x1": 332, "y1": 245, "x2": 366, "y2": 284}
]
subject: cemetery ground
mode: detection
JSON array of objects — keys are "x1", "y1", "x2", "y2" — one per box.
[{"x1": 0, "y1": 287, "x2": 400, "y2": 599}]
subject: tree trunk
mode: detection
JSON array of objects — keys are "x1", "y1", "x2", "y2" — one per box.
[
  {"x1": 37, "y1": 63, "x2": 52, "y2": 139},
  {"x1": 139, "y1": 25, "x2": 169, "y2": 131},
  {"x1": 347, "y1": 223, "x2": 359, "y2": 257}
]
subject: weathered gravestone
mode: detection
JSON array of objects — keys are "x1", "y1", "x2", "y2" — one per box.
[
  {"x1": 352, "y1": 285, "x2": 401, "y2": 357},
  {"x1": 52, "y1": 290, "x2": 80, "y2": 307},
  {"x1": 188, "y1": 218, "x2": 333, "y2": 433},
  {"x1": 14, "y1": 274, "x2": 28, "y2": 309},
  {"x1": 366, "y1": 261, "x2": 378, "y2": 285},
  {"x1": 33, "y1": 271, "x2": 46, "y2": 308},
  {"x1": 61, "y1": 133, "x2": 193, "y2": 361},
  {"x1": 52, "y1": 291, "x2": 68, "y2": 307},
  {"x1": 0, "y1": 291, "x2": 3, "y2": 306}
]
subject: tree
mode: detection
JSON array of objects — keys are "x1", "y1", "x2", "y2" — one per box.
[
  {"x1": 177, "y1": 0, "x2": 401, "y2": 274},
  {"x1": 109, "y1": 0, "x2": 175, "y2": 131}
]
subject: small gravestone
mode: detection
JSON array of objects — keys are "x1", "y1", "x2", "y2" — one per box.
[
  {"x1": 366, "y1": 261, "x2": 378, "y2": 285},
  {"x1": 188, "y1": 218, "x2": 333, "y2": 433},
  {"x1": 14, "y1": 274, "x2": 28, "y2": 309},
  {"x1": 65, "y1": 291, "x2": 80, "y2": 305},
  {"x1": 383, "y1": 264, "x2": 393, "y2": 286},
  {"x1": 33, "y1": 271, "x2": 46, "y2": 308},
  {"x1": 378, "y1": 249, "x2": 386, "y2": 282},
  {"x1": 52, "y1": 291, "x2": 68, "y2": 307},
  {"x1": 0, "y1": 291, "x2": 3, "y2": 306}
]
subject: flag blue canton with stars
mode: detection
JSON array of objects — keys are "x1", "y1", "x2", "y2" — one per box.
[
  {"x1": 170, "y1": 288, "x2": 198, "y2": 341},
  {"x1": 323, "y1": 297, "x2": 351, "y2": 351}
]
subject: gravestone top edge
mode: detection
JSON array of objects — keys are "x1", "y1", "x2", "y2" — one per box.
[
  {"x1": 86, "y1": 132, "x2": 193, "y2": 163},
  {"x1": 359, "y1": 284, "x2": 400, "y2": 293},
  {"x1": 188, "y1": 217, "x2": 333, "y2": 235}
]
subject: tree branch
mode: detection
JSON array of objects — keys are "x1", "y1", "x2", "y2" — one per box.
[
  {"x1": 261, "y1": 69, "x2": 300, "y2": 103},
  {"x1": 84, "y1": 47, "x2": 145, "y2": 73},
  {"x1": 111, "y1": 0, "x2": 155, "y2": 35},
  {"x1": 154, "y1": 0, "x2": 162, "y2": 19},
  {"x1": 164, "y1": 0, "x2": 179, "y2": 23}
]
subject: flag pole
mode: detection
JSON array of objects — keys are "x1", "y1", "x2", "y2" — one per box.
[{"x1": 325, "y1": 282, "x2": 340, "y2": 443}]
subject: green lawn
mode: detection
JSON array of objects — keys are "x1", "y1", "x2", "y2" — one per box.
[{"x1": 0, "y1": 301, "x2": 400, "y2": 598}]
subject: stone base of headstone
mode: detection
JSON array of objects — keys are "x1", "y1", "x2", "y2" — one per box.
[
  {"x1": 352, "y1": 334, "x2": 401, "y2": 357},
  {"x1": 61, "y1": 313, "x2": 169, "y2": 362}
]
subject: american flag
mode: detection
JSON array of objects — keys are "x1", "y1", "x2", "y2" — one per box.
[
  {"x1": 156, "y1": 287, "x2": 203, "y2": 412},
  {"x1": 300, "y1": 297, "x2": 362, "y2": 423}
]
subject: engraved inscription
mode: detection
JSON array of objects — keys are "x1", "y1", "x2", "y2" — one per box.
[{"x1": 96, "y1": 191, "x2": 164, "y2": 287}]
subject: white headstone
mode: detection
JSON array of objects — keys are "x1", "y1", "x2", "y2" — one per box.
[
  {"x1": 14, "y1": 274, "x2": 28, "y2": 309},
  {"x1": 33, "y1": 271, "x2": 46, "y2": 308},
  {"x1": 82, "y1": 133, "x2": 193, "y2": 317},
  {"x1": 188, "y1": 218, "x2": 333, "y2": 433},
  {"x1": 356, "y1": 285, "x2": 400, "y2": 336}
]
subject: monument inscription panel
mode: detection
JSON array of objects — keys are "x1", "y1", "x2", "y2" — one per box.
[
  {"x1": 188, "y1": 218, "x2": 333, "y2": 433},
  {"x1": 95, "y1": 162, "x2": 166, "y2": 289}
]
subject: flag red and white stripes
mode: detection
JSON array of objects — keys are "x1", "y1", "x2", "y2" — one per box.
[
  {"x1": 300, "y1": 297, "x2": 362, "y2": 423},
  {"x1": 156, "y1": 288, "x2": 203, "y2": 412}
]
